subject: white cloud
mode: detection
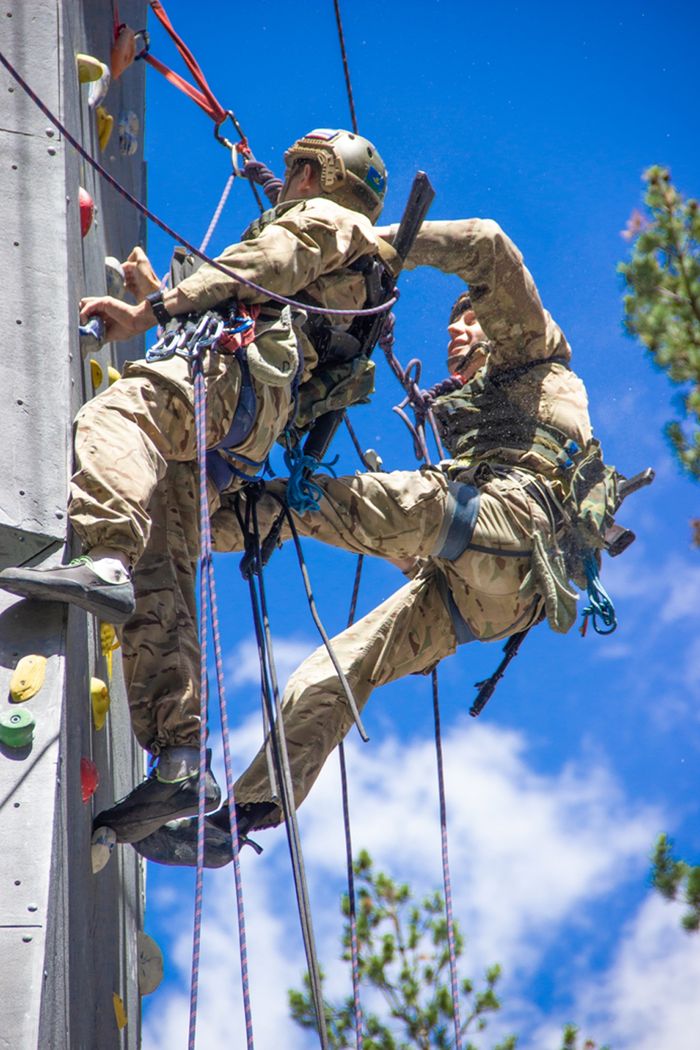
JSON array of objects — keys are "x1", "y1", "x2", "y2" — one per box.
[
  {"x1": 224, "y1": 636, "x2": 316, "y2": 690},
  {"x1": 544, "y1": 894, "x2": 700, "y2": 1050},
  {"x1": 659, "y1": 561, "x2": 700, "y2": 625},
  {"x1": 142, "y1": 716, "x2": 666, "y2": 1050}
]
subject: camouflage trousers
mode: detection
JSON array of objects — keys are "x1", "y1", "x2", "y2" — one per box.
[
  {"x1": 210, "y1": 465, "x2": 550, "y2": 824},
  {"x1": 69, "y1": 350, "x2": 290, "y2": 753}
]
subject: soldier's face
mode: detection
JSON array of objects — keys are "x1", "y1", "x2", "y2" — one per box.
[{"x1": 446, "y1": 308, "x2": 488, "y2": 378}]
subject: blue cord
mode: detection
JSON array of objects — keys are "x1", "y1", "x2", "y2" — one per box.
[
  {"x1": 580, "y1": 552, "x2": 617, "y2": 635},
  {"x1": 283, "y1": 440, "x2": 337, "y2": 513}
]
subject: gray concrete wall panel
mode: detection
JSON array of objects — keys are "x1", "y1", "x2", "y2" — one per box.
[{"x1": 0, "y1": 1, "x2": 148, "y2": 1048}]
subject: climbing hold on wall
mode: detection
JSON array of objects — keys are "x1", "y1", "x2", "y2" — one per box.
[
  {"x1": 90, "y1": 676, "x2": 111, "y2": 730},
  {"x1": 89, "y1": 361, "x2": 103, "y2": 394},
  {"x1": 0, "y1": 708, "x2": 35, "y2": 749},
  {"x1": 92, "y1": 825, "x2": 117, "y2": 874},
  {"x1": 118, "y1": 111, "x2": 139, "y2": 157},
  {"x1": 90, "y1": 359, "x2": 104, "y2": 391},
  {"x1": 108, "y1": 366, "x2": 121, "y2": 386},
  {"x1": 76, "y1": 53, "x2": 105, "y2": 84},
  {"x1": 96, "y1": 106, "x2": 114, "y2": 152},
  {"x1": 111, "y1": 25, "x2": 137, "y2": 79},
  {"x1": 80, "y1": 756, "x2": 100, "y2": 802},
  {"x1": 79, "y1": 186, "x2": 94, "y2": 237},
  {"x1": 79, "y1": 316, "x2": 105, "y2": 355},
  {"x1": 112, "y1": 993, "x2": 127, "y2": 1030},
  {"x1": 99, "y1": 622, "x2": 121, "y2": 679},
  {"x1": 105, "y1": 256, "x2": 126, "y2": 299},
  {"x1": 137, "y1": 932, "x2": 164, "y2": 995},
  {"x1": 9, "y1": 654, "x2": 47, "y2": 703},
  {"x1": 88, "y1": 66, "x2": 111, "y2": 111}
]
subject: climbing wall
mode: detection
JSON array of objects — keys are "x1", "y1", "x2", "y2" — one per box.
[{"x1": 0, "y1": 2, "x2": 150, "y2": 1048}]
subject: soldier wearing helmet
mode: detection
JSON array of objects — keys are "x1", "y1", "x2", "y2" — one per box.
[
  {"x1": 0, "y1": 127, "x2": 390, "y2": 868},
  {"x1": 282, "y1": 128, "x2": 387, "y2": 222}
]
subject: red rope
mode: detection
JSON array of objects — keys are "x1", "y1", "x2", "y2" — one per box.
[{"x1": 143, "y1": 0, "x2": 228, "y2": 125}]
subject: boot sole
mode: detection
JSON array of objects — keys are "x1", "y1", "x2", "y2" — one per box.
[
  {"x1": 0, "y1": 572, "x2": 135, "y2": 623},
  {"x1": 134, "y1": 820, "x2": 233, "y2": 868}
]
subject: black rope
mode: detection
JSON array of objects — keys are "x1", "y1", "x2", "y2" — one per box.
[
  {"x1": 338, "y1": 552, "x2": 365, "y2": 1048},
  {"x1": 332, "y1": 0, "x2": 359, "y2": 134},
  {"x1": 238, "y1": 494, "x2": 330, "y2": 1050}
]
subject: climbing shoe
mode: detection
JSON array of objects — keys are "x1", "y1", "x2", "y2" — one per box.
[
  {"x1": 0, "y1": 557, "x2": 135, "y2": 623},
  {"x1": 133, "y1": 801, "x2": 278, "y2": 867},
  {"x1": 92, "y1": 753, "x2": 221, "y2": 851}
]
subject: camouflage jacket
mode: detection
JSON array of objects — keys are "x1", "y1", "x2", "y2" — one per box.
[{"x1": 378, "y1": 218, "x2": 593, "y2": 484}]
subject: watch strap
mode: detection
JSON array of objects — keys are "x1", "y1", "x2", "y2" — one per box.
[{"x1": 145, "y1": 290, "x2": 171, "y2": 327}]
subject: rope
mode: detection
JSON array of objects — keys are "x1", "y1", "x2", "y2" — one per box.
[
  {"x1": 142, "y1": 0, "x2": 228, "y2": 124},
  {"x1": 379, "y1": 312, "x2": 449, "y2": 463},
  {"x1": 580, "y1": 552, "x2": 617, "y2": 636},
  {"x1": 198, "y1": 171, "x2": 235, "y2": 256},
  {"x1": 190, "y1": 340, "x2": 255, "y2": 1049},
  {"x1": 283, "y1": 443, "x2": 338, "y2": 514},
  {"x1": 431, "y1": 671, "x2": 463, "y2": 1049},
  {"x1": 0, "y1": 49, "x2": 395, "y2": 321},
  {"x1": 243, "y1": 159, "x2": 284, "y2": 207},
  {"x1": 339, "y1": 553, "x2": 366, "y2": 1049},
  {"x1": 241, "y1": 496, "x2": 331, "y2": 1049},
  {"x1": 380, "y1": 321, "x2": 463, "y2": 1047},
  {"x1": 332, "y1": 0, "x2": 359, "y2": 135}
]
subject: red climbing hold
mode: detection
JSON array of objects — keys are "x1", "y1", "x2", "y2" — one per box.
[
  {"x1": 81, "y1": 756, "x2": 100, "y2": 801},
  {"x1": 79, "y1": 187, "x2": 94, "y2": 237}
]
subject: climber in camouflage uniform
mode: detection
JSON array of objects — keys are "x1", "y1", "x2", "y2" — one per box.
[
  {"x1": 0, "y1": 129, "x2": 389, "y2": 868},
  {"x1": 134, "y1": 215, "x2": 598, "y2": 868}
]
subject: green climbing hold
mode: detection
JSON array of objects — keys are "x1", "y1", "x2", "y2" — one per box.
[{"x1": 0, "y1": 708, "x2": 35, "y2": 749}]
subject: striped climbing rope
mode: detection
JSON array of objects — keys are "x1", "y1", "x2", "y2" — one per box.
[{"x1": 191, "y1": 338, "x2": 255, "y2": 1050}]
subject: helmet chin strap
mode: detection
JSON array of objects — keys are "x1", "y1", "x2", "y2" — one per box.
[{"x1": 452, "y1": 340, "x2": 491, "y2": 378}]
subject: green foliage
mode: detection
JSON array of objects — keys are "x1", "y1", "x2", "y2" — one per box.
[
  {"x1": 559, "y1": 1024, "x2": 610, "y2": 1050},
  {"x1": 619, "y1": 166, "x2": 700, "y2": 485},
  {"x1": 651, "y1": 833, "x2": 700, "y2": 933},
  {"x1": 288, "y1": 851, "x2": 605, "y2": 1049}
]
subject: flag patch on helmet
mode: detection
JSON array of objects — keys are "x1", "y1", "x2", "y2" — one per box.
[
  {"x1": 306, "y1": 129, "x2": 340, "y2": 141},
  {"x1": 365, "y1": 165, "x2": 386, "y2": 194}
]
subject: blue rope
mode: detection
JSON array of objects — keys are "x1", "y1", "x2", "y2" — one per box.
[
  {"x1": 283, "y1": 441, "x2": 338, "y2": 514},
  {"x1": 580, "y1": 552, "x2": 617, "y2": 636}
]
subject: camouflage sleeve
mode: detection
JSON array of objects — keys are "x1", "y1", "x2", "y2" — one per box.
[
  {"x1": 377, "y1": 219, "x2": 571, "y2": 368},
  {"x1": 176, "y1": 199, "x2": 380, "y2": 310}
]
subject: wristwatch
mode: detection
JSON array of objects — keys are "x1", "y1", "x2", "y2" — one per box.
[{"x1": 145, "y1": 290, "x2": 171, "y2": 327}]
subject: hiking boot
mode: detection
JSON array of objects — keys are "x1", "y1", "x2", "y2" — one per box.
[
  {"x1": 0, "y1": 556, "x2": 135, "y2": 623},
  {"x1": 132, "y1": 801, "x2": 278, "y2": 867},
  {"x1": 92, "y1": 752, "x2": 221, "y2": 847}
]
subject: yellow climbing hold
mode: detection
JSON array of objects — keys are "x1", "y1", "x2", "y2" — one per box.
[
  {"x1": 100, "y1": 622, "x2": 121, "y2": 680},
  {"x1": 90, "y1": 359, "x2": 103, "y2": 391},
  {"x1": 76, "y1": 53, "x2": 105, "y2": 84},
  {"x1": 96, "y1": 106, "x2": 114, "y2": 152},
  {"x1": 112, "y1": 993, "x2": 127, "y2": 1030},
  {"x1": 90, "y1": 677, "x2": 110, "y2": 731},
  {"x1": 107, "y1": 365, "x2": 121, "y2": 385},
  {"x1": 9, "y1": 654, "x2": 47, "y2": 703}
]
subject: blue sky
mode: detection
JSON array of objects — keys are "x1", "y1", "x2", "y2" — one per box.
[{"x1": 131, "y1": 2, "x2": 700, "y2": 1047}]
